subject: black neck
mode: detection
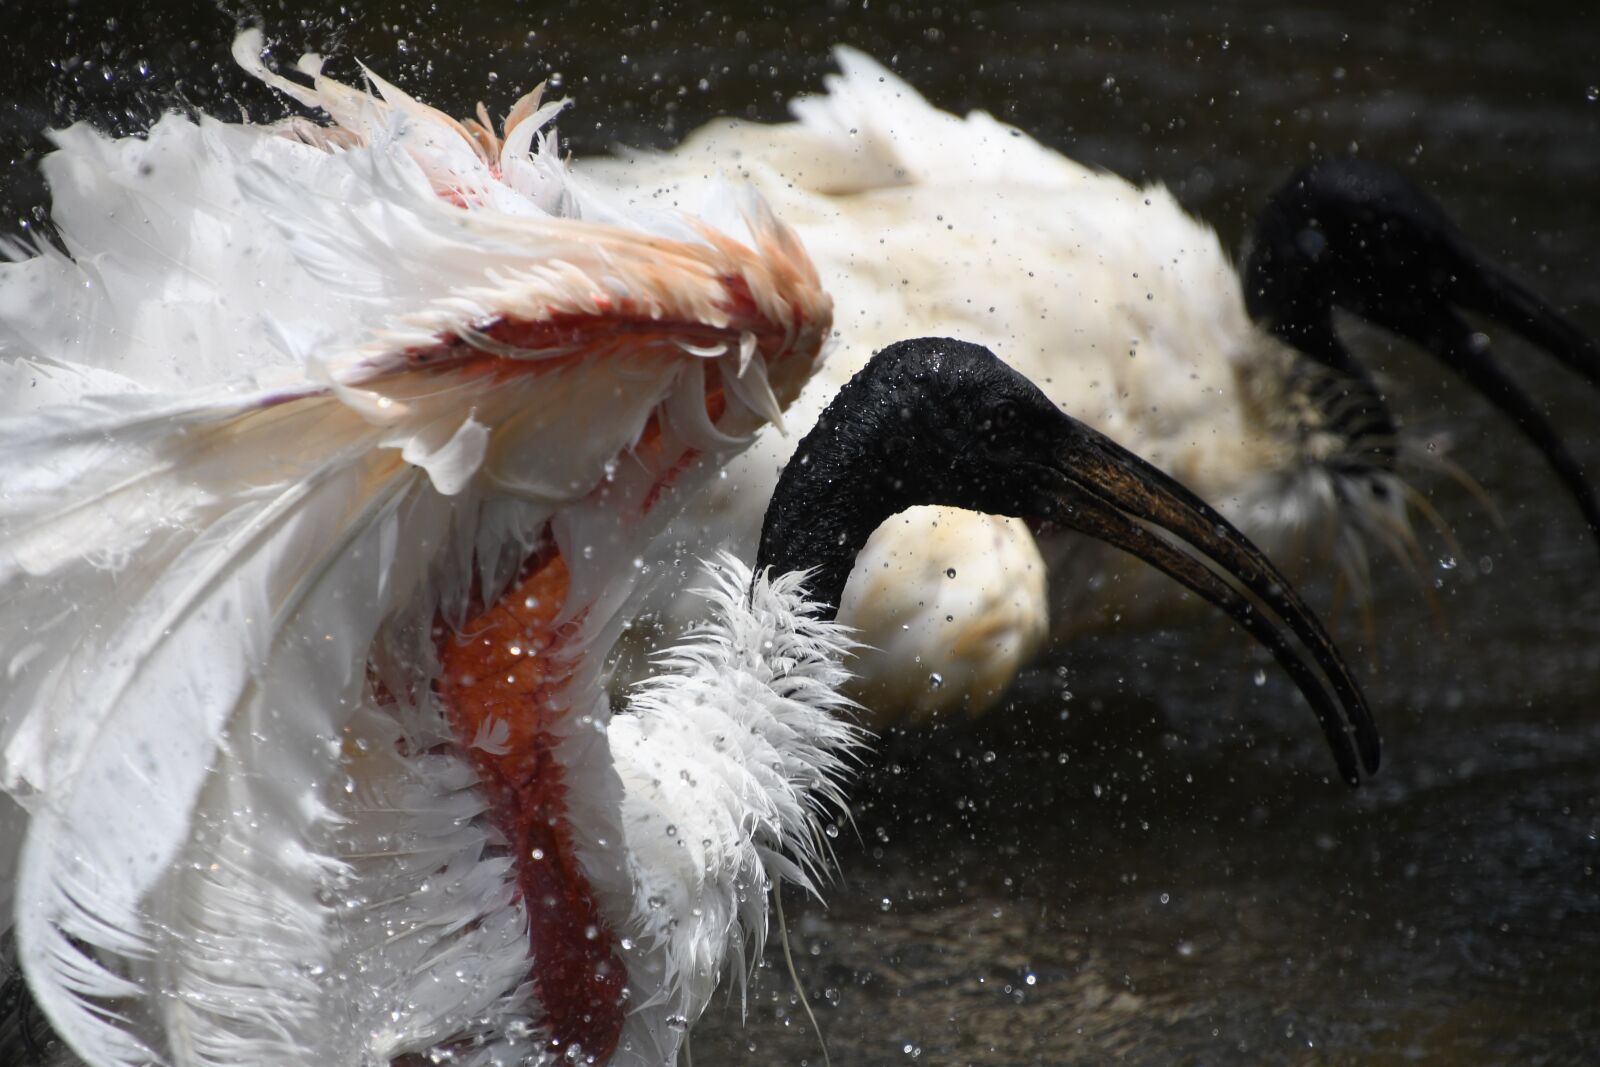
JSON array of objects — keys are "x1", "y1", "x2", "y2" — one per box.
[
  {"x1": 754, "y1": 402, "x2": 910, "y2": 621},
  {"x1": 1264, "y1": 309, "x2": 1398, "y2": 470}
]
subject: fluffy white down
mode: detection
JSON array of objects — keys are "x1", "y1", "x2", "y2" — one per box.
[
  {"x1": 584, "y1": 47, "x2": 1415, "y2": 724},
  {"x1": 607, "y1": 555, "x2": 860, "y2": 1066},
  {"x1": 0, "y1": 31, "x2": 832, "y2": 1067}
]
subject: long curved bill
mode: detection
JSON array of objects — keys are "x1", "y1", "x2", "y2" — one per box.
[
  {"x1": 1034, "y1": 416, "x2": 1381, "y2": 786},
  {"x1": 1373, "y1": 253, "x2": 1600, "y2": 555}
]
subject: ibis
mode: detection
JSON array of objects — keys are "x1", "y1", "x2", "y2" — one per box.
[
  {"x1": 582, "y1": 48, "x2": 1600, "y2": 726},
  {"x1": 0, "y1": 34, "x2": 1379, "y2": 1067}
]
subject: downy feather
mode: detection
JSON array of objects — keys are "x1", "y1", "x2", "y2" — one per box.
[{"x1": 607, "y1": 555, "x2": 861, "y2": 1067}]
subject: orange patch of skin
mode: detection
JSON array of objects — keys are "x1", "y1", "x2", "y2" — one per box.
[{"x1": 437, "y1": 548, "x2": 627, "y2": 1061}]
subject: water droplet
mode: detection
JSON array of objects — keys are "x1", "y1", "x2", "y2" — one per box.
[
  {"x1": 927, "y1": 672, "x2": 944, "y2": 690},
  {"x1": 1479, "y1": 555, "x2": 1494, "y2": 574},
  {"x1": 1252, "y1": 668, "x2": 1267, "y2": 687},
  {"x1": 1439, "y1": 555, "x2": 1457, "y2": 571},
  {"x1": 1589, "y1": 85, "x2": 1599, "y2": 102},
  {"x1": 945, "y1": 567, "x2": 957, "y2": 579},
  {"x1": 1159, "y1": 892, "x2": 1170, "y2": 904}
]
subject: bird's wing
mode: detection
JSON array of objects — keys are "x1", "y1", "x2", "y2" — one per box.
[{"x1": 0, "y1": 33, "x2": 827, "y2": 1067}]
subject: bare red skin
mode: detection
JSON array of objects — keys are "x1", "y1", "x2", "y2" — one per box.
[
  {"x1": 417, "y1": 302, "x2": 744, "y2": 1060},
  {"x1": 437, "y1": 548, "x2": 629, "y2": 1061}
]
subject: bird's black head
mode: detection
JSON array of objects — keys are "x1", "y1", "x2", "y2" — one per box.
[
  {"x1": 758, "y1": 337, "x2": 1380, "y2": 785},
  {"x1": 1245, "y1": 157, "x2": 1467, "y2": 337},
  {"x1": 1244, "y1": 157, "x2": 1600, "y2": 549},
  {"x1": 817, "y1": 337, "x2": 1076, "y2": 517}
]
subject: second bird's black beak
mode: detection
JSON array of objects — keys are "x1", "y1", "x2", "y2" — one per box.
[{"x1": 1246, "y1": 157, "x2": 1600, "y2": 553}]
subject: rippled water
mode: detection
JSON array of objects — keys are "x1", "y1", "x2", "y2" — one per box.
[{"x1": 2, "y1": 2, "x2": 1597, "y2": 1063}]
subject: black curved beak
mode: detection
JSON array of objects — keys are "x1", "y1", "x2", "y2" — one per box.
[
  {"x1": 1372, "y1": 253, "x2": 1600, "y2": 553},
  {"x1": 1034, "y1": 415, "x2": 1381, "y2": 786},
  {"x1": 758, "y1": 334, "x2": 1377, "y2": 784}
]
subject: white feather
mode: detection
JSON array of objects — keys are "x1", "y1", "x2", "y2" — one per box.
[
  {"x1": 607, "y1": 555, "x2": 862, "y2": 1067},
  {"x1": 0, "y1": 31, "x2": 831, "y2": 1067}
]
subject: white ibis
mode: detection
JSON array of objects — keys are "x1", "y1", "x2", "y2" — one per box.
[
  {"x1": 0, "y1": 30, "x2": 831, "y2": 1067},
  {"x1": 0, "y1": 34, "x2": 1381, "y2": 1067},
  {"x1": 582, "y1": 48, "x2": 1599, "y2": 726}
]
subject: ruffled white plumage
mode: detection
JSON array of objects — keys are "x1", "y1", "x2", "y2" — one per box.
[
  {"x1": 0, "y1": 31, "x2": 834, "y2": 1067},
  {"x1": 607, "y1": 556, "x2": 860, "y2": 1065}
]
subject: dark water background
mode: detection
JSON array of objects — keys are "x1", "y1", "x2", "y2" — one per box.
[{"x1": 2, "y1": 1, "x2": 1598, "y2": 1063}]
